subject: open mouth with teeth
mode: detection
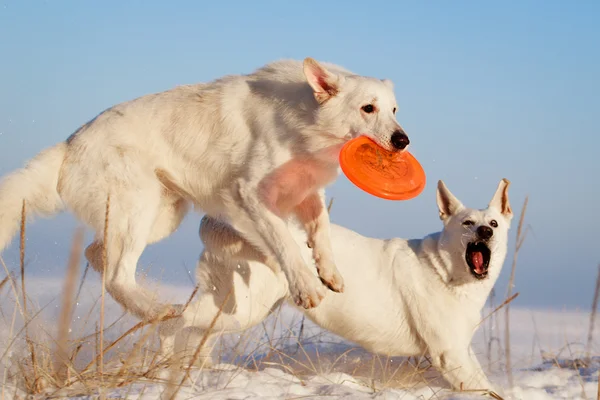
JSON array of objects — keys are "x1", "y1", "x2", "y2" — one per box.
[{"x1": 466, "y1": 242, "x2": 491, "y2": 279}]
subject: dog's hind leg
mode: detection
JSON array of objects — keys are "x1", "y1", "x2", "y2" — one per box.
[
  {"x1": 158, "y1": 252, "x2": 287, "y2": 364},
  {"x1": 147, "y1": 195, "x2": 190, "y2": 244},
  {"x1": 150, "y1": 169, "x2": 191, "y2": 244},
  {"x1": 84, "y1": 185, "x2": 176, "y2": 321},
  {"x1": 294, "y1": 191, "x2": 343, "y2": 293},
  {"x1": 157, "y1": 292, "x2": 243, "y2": 366}
]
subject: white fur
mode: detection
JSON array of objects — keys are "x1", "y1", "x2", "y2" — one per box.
[
  {"x1": 0, "y1": 58, "x2": 408, "y2": 319},
  {"x1": 159, "y1": 179, "x2": 514, "y2": 392}
]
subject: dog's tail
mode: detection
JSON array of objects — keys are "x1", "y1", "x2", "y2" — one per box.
[{"x1": 0, "y1": 142, "x2": 67, "y2": 252}]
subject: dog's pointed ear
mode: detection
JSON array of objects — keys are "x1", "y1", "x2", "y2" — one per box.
[
  {"x1": 437, "y1": 180, "x2": 464, "y2": 220},
  {"x1": 381, "y1": 79, "x2": 394, "y2": 90},
  {"x1": 303, "y1": 57, "x2": 341, "y2": 104},
  {"x1": 489, "y1": 178, "x2": 513, "y2": 220}
]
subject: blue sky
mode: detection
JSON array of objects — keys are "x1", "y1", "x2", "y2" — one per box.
[{"x1": 0, "y1": 1, "x2": 598, "y2": 310}]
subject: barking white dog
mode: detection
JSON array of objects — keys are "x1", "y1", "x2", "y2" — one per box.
[
  {"x1": 159, "y1": 178, "x2": 513, "y2": 392},
  {"x1": 0, "y1": 58, "x2": 409, "y2": 319}
]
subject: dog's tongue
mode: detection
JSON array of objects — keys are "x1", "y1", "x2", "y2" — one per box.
[{"x1": 471, "y1": 251, "x2": 484, "y2": 273}]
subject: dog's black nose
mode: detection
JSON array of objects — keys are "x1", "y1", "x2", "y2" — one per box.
[
  {"x1": 390, "y1": 130, "x2": 410, "y2": 150},
  {"x1": 477, "y1": 226, "x2": 494, "y2": 240}
]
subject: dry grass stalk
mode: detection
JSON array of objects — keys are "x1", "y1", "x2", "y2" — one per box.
[
  {"x1": 2, "y1": 292, "x2": 20, "y2": 396},
  {"x1": 0, "y1": 257, "x2": 25, "y2": 322},
  {"x1": 80, "y1": 281, "x2": 201, "y2": 376},
  {"x1": 483, "y1": 289, "x2": 494, "y2": 347},
  {"x1": 586, "y1": 263, "x2": 600, "y2": 361},
  {"x1": 484, "y1": 289, "x2": 509, "y2": 374},
  {"x1": 165, "y1": 288, "x2": 234, "y2": 400},
  {"x1": 76, "y1": 307, "x2": 126, "y2": 345},
  {"x1": 3, "y1": 301, "x2": 56, "y2": 393},
  {"x1": 20, "y1": 200, "x2": 27, "y2": 319},
  {"x1": 184, "y1": 288, "x2": 234, "y2": 377},
  {"x1": 99, "y1": 193, "x2": 110, "y2": 392},
  {"x1": 95, "y1": 322, "x2": 100, "y2": 373},
  {"x1": 81, "y1": 321, "x2": 149, "y2": 376},
  {"x1": 295, "y1": 315, "x2": 306, "y2": 355},
  {"x1": 477, "y1": 293, "x2": 519, "y2": 328},
  {"x1": 180, "y1": 285, "x2": 200, "y2": 315},
  {"x1": 72, "y1": 262, "x2": 90, "y2": 319},
  {"x1": 0, "y1": 273, "x2": 11, "y2": 295},
  {"x1": 484, "y1": 288, "x2": 501, "y2": 368},
  {"x1": 0, "y1": 298, "x2": 51, "y2": 367},
  {"x1": 504, "y1": 195, "x2": 529, "y2": 389},
  {"x1": 53, "y1": 227, "x2": 85, "y2": 384},
  {"x1": 19, "y1": 199, "x2": 41, "y2": 391},
  {"x1": 111, "y1": 321, "x2": 159, "y2": 387},
  {"x1": 459, "y1": 383, "x2": 505, "y2": 400}
]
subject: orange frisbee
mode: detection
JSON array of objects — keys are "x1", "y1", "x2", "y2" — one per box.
[{"x1": 339, "y1": 136, "x2": 426, "y2": 200}]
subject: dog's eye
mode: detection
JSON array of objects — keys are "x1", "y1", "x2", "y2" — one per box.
[
  {"x1": 361, "y1": 104, "x2": 375, "y2": 113},
  {"x1": 392, "y1": 107, "x2": 397, "y2": 114},
  {"x1": 490, "y1": 220, "x2": 498, "y2": 228},
  {"x1": 462, "y1": 220, "x2": 474, "y2": 226}
]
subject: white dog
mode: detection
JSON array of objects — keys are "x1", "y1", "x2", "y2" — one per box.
[
  {"x1": 158, "y1": 178, "x2": 513, "y2": 392},
  {"x1": 0, "y1": 58, "x2": 409, "y2": 319}
]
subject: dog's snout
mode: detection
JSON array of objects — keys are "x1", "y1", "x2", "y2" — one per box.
[
  {"x1": 391, "y1": 130, "x2": 410, "y2": 150},
  {"x1": 477, "y1": 226, "x2": 494, "y2": 240}
]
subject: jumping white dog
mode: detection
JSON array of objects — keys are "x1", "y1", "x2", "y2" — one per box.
[
  {"x1": 158, "y1": 178, "x2": 513, "y2": 392},
  {"x1": 0, "y1": 58, "x2": 410, "y2": 319}
]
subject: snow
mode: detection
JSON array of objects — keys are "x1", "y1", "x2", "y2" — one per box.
[{"x1": 0, "y1": 276, "x2": 598, "y2": 399}]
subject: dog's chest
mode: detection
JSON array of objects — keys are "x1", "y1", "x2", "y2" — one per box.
[{"x1": 257, "y1": 157, "x2": 337, "y2": 215}]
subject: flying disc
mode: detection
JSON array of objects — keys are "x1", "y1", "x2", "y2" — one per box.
[{"x1": 339, "y1": 136, "x2": 426, "y2": 200}]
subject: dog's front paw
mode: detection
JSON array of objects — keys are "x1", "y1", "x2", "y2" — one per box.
[
  {"x1": 316, "y1": 257, "x2": 344, "y2": 293},
  {"x1": 290, "y1": 270, "x2": 327, "y2": 309}
]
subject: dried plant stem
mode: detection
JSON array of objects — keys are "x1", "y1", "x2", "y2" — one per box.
[
  {"x1": 20, "y1": 200, "x2": 40, "y2": 390},
  {"x1": 484, "y1": 288, "x2": 496, "y2": 365},
  {"x1": 72, "y1": 262, "x2": 90, "y2": 319},
  {"x1": 0, "y1": 274, "x2": 10, "y2": 293},
  {"x1": 587, "y1": 264, "x2": 600, "y2": 361},
  {"x1": 81, "y1": 321, "x2": 144, "y2": 376},
  {"x1": 20, "y1": 200, "x2": 27, "y2": 319},
  {"x1": 95, "y1": 323, "x2": 100, "y2": 372},
  {"x1": 166, "y1": 288, "x2": 233, "y2": 400},
  {"x1": 504, "y1": 196, "x2": 529, "y2": 388},
  {"x1": 2, "y1": 295, "x2": 19, "y2": 397},
  {"x1": 296, "y1": 316, "x2": 306, "y2": 355},
  {"x1": 477, "y1": 293, "x2": 519, "y2": 328},
  {"x1": 0, "y1": 257, "x2": 25, "y2": 322},
  {"x1": 181, "y1": 285, "x2": 200, "y2": 314},
  {"x1": 327, "y1": 197, "x2": 334, "y2": 213},
  {"x1": 54, "y1": 227, "x2": 84, "y2": 384},
  {"x1": 112, "y1": 321, "x2": 159, "y2": 387},
  {"x1": 80, "y1": 283, "x2": 200, "y2": 376},
  {"x1": 99, "y1": 194, "x2": 110, "y2": 386}
]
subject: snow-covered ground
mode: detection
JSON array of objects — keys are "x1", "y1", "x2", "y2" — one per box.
[{"x1": 0, "y1": 276, "x2": 598, "y2": 399}]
